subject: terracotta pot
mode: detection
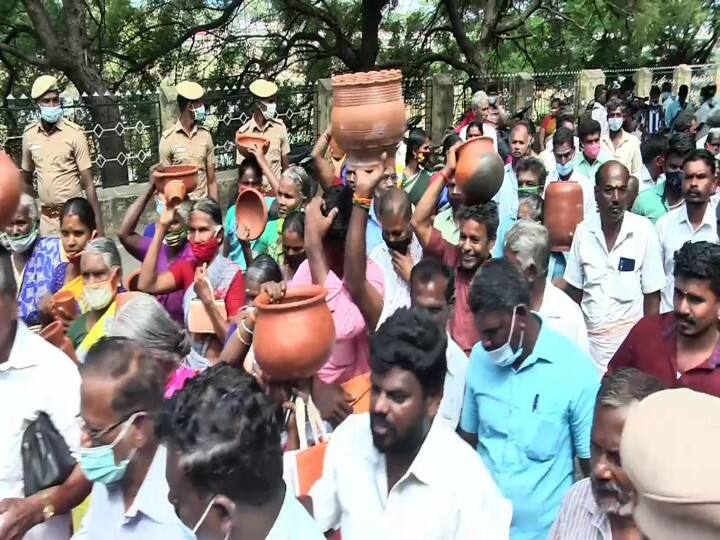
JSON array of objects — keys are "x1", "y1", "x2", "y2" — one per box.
[
  {"x1": 454, "y1": 137, "x2": 504, "y2": 205},
  {"x1": 235, "y1": 134, "x2": 270, "y2": 158},
  {"x1": 331, "y1": 69, "x2": 405, "y2": 168},
  {"x1": 544, "y1": 181, "x2": 584, "y2": 252},
  {"x1": 52, "y1": 290, "x2": 78, "y2": 319},
  {"x1": 40, "y1": 321, "x2": 79, "y2": 364},
  {"x1": 253, "y1": 285, "x2": 335, "y2": 380},
  {"x1": 0, "y1": 152, "x2": 22, "y2": 229},
  {"x1": 153, "y1": 165, "x2": 198, "y2": 203},
  {"x1": 125, "y1": 269, "x2": 141, "y2": 292},
  {"x1": 235, "y1": 188, "x2": 268, "y2": 241}
]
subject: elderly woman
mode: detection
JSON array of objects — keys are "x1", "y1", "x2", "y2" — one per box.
[
  {"x1": 67, "y1": 237, "x2": 124, "y2": 358},
  {"x1": 1, "y1": 193, "x2": 62, "y2": 330}
]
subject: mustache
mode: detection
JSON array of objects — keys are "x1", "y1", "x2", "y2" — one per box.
[
  {"x1": 593, "y1": 479, "x2": 634, "y2": 515},
  {"x1": 370, "y1": 414, "x2": 394, "y2": 433}
]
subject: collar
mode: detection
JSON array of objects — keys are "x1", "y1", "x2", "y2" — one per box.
[
  {"x1": 540, "y1": 282, "x2": 565, "y2": 319},
  {"x1": 174, "y1": 120, "x2": 198, "y2": 138},
  {"x1": 124, "y1": 445, "x2": 176, "y2": 525},
  {"x1": 593, "y1": 102, "x2": 605, "y2": 111},
  {"x1": 580, "y1": 480, "x2": 611, "y2": 534},
  {"x1": 678, "y1": 203, "x2": 715, "y2": 230},
  {"x1": 586, "y1": 213, "x2": 634, "y2": 251},
  {"x1": 38, "y1": 118, "x2": 64, "y2": 134},
  {"x1": 445, "y1": 333, "x2": 465, "y2": 376},
  {"x1": 247, "y1": 114, "x2": 277, "y2": 133},
  {"x1": 1, "y1": 321, "x2": 40, "y2": 371},
  {"x1": 602, "y1": 130, "x2": 631, "y2": 147},
  {"x1": 516, "y1": 315, "x2": 556, "y2": 370}
]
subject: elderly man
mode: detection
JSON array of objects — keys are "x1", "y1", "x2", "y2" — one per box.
[
  {"x1": 504, "y1": 220, "x2": 589, "y2": 353},
  {"x1": 550, "y1": 368, "x2": 665, "y2": 539},
  {"x1": 159, "y1": 81, "x2": 217, "y2": 201},
  {"x1": 21, "y1": 75, "x2": 103, "y2": 236},
  {"x1": 702, "y1": 128, "x2": 720, "y2": 158},
  {"x1": 601, "y1": 98, "x2": 642, "y2": 179},
  {"x1": 495, "y1": 121, "x2": 534, "y2": 223},
  {"x1": 563, "y1": 161, "x2": 665, "y2": 371},
  {"x1": 458, "y1": 91, "x2": 498, "y2": 149},
  {"x1": 235, "y1": 78, "x2": 290, "y2": 185}
]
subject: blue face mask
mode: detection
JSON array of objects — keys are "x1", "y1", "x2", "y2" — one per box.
[
  {"x1": 192, "y1": 105, "x2": 206, "y2": 123},
  {"x1": 556, "y1": 160, "x2": 574, "y2": 177},
  {"x1": 40, "y1": 106, "x2": 63, "y2": 124},
  {"x1": 156, "y1": 199, "x2": 166, "y2": 216},
  {"x1": 79, "y1": 412, "x2": 143, "y2": 485}
]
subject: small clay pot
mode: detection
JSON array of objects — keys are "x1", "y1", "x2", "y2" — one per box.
[
  {"x1": 253, "y1": 285, "x2": 336, "y2": 380},
  {"x1": 544, "y1": 181, "x2": 584, "y2": 252},
  {"x1": 154, "y1": 165, "x2": 199, "y2": 203},
  {"x1": 454, "y1": 137, "x2": 504, "y2": 205},
  {"x1": 235, "y1": 188, "x2": 268, "y2": 241},
  {"x1": 0, "y1": 152, "x2": 22, "y2": 229},
  {"x1": 52, "y1": 290, "x2": 79, "y2": 320},
  {"x1": 125, "y1": 269, "x2": 141, "y2": 292},
  {"x1": 40, "y1": 321, "x2": 79, "y2": 364},
  {"x1": 236, "y1": 134, "x2": 270, "y2": 158}
]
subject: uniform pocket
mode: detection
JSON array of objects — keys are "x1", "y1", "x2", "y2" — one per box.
[{"x1": 523, "y1": 407, "x2": 565, "y2": 462}]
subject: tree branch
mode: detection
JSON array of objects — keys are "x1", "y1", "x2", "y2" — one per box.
[
  {"x1": 0, "y1": 42, "x2": 50, "y2": 66},
  {"x1": 441, "y1": 0, "x2": 476, "y2": 64},
  {"x1": 495, "y1": 0, "x2": 542, "y2": 33}
]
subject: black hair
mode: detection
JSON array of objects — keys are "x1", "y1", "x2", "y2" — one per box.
[
  {"x1": 641, "y1": 135, "x2": 669, "y2": 165},
  {"x1": 673, "y1": 241, "x2": 720, "y2": 296},
  {"x1": 0, "y1": 252, "x2": 17, "y2": 298},
  {"x1": 650, "y1": 85, "x2": 661, "y2": 96},
  {"x1": 246, "y1": 254, "x2": 282, "y2": 285},
  {"x1": 469, "y1": 258, "x2": 531, "y2": 315},
  {"x1": 661, "y1": 82, "x2": 672, "y2": 92},
  {"x1": 322, "y1": 185, "x2": 353, "y2": 244},
  {"x1": 191, "y1": 198, "x2": 223, "y2": 227},
  {"x1": 82, "y1": 337, "x2": 166, "y2": 417},
  {"x1": 667, "y1": 133, "x2": 694, "y2": 160},
  {"x1": 410, "y1": 258, "x2": 454, "y2": 304},
  {"x1": 378, "y1": 187, "x2": 412, "y2": 221},
  {"x1": 515, "y1": 157, "x2": 548, "y2": 186},
  {"x1": 406, "y1": 128, "x2": 429, "y2": 165},
  {"x1": 238, "y1": 156, "x2": 263, "y2": 182},
  {"x1": 606, "y1": 97, "x2": 625, "y2": 113},
  {"x1": 594, "y1": 84, "x2": 606, "y2": 101},
  {"x1": 557, "y1": 113, "x2": 575, "y2": 128},
  {"x1": 551, "y1": 97, "x2": 562, "y2": 107},
  {"x1": 577, "y1": 117, "x2": 602, "y2": 142},
  {"x1": 511, "y1": 120, "x2": 533, "y2": 137},
  {"x1": 61, "y1": 197, "x2": 96, "y2": 232},
  {"x1": 282, "y1": 210, "x2": 305, "y2": 238},
  {"x1": 552, "y1": 126, "x2": 575, "y2": 150},
  {"x1": 683, "y1": 149, "x2": 717, "y2": 177},
  {"x1": 177, "y1": 95, "x2": 191, "y2": 113},
  {"x1": 679, "y1": 84, "x2": 689, "y2": 96},
  {"x1": 155, "y1": 363, "x2": 283, "y2": 504},
  {"x1": 442, "y1": 132, "x2": 463, "y2": 156},
  {"x1": 457, "y1": 201, "x2": 499, "y2": 240},
  {"x1": 595, "y1": 160, "x2": 630, "y2": 187},
  {"x1": 370, "y1": 307, "x2": 447, "y2": 396}
]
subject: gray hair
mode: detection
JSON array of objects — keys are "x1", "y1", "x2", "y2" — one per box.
[
  {"x1": 175, "y1": 199, "x2": 192, "y2": 226},
  {"x1": 18, "y1": 193, "x2": 38, "y2": 223},
  {"x1": 505, "y1": 219, "x2": 550, "y2": 277},
  {"x1": 706, "y1": 128, "x2": 720, "y2": 145},
  {"x1": 471, "y1": 90, "x2": 489, "y2": 110},
  {"x1": 281, "y1": 165, "x2": 312, "y2": 200},
  {"x1": 109, "y1": 293, "x2": 191, "y2": 360},
  {"x1": 517, "y1": 193, "x2": 543, "y2": 222},
  {"x1": 596, "y1": 368, "x2": 665, "y2": 409},
  {"x1": 83, "y1": 237, "x2": 122, "y2": 272}
]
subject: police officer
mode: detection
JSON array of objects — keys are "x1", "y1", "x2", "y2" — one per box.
[
  {"x1": 159, "y1": 80, "x2": 218, "y2": 201},
  {"x1": 235, "y1": 79, "x2": 290, "y2": 188},
  {"x1": 21, "y1": 75, "x2": 104, "y2": 236}
]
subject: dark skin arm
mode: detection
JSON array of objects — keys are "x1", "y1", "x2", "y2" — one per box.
[
  {"x1": 248, "y1": 146, "x2": 281, "y2": 194},
  {"x1": 312, "y1": 126, "x2": 337, "y2": 191},
  {"x1": 303, "y1": 196, "x2": 338, "y2": 287},
  {"x1": 206, "y1": 162, "x2": 219, "y2": 202},
  {"x1": 21, "y1": 171, "x2": 35, "y2": 197},
  {"x1": 118, "y1": 182, "x2": 155, "y2": 260},
  {"x1": 79, "y1": 168, "x2": 104, "y2": 236},
  {"x1": 137, "y1": 207, "x2": 181, "y2": 295},
  {"x1": 281, "y1": 153, "x2": 290, "y2": 173},
  {"x1": 643, "y1": 291, "x2": 660, "y2": 316},
  {"x1": 559, "y1": 280, "x2": 583, "y2": 305}
]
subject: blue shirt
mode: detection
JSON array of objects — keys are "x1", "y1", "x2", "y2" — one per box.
[
  {"x1": 494, "y1": 164, "x2": 519, "y2": 222},
  {"x1": 460, "y1": 319, "x2": 600, "y2": 540},
  {"x1": 366, "y1": 204, "x2": 384, "y2": 255}
]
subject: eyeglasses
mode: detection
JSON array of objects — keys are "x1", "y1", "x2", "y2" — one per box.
[{"x1": 78, "y1": 411, "x2": 143, "y2": 445}]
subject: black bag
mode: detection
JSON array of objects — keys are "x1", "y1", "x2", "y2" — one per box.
[{"x1": 22, "y1": 412, "x2": 76, "y2": 496}]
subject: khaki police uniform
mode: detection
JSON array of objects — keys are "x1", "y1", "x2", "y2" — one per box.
[
  {"x1": 235, "y1": 116, "x2": 290, "y2": 180},
  {"x1": 21, "y1": 118, "x2": 93, "y2": 235},
  {"x1": 159, "y1": 121, "x2": 216, "y2": 199}
]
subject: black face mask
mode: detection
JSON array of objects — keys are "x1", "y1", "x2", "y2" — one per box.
[
  {"x1": 285, "y1": 251, "x2": 306, "y2": 271},
  {"x1": 665, "y1": 170, "x2": 683, "y2": 192},
  {"x1": 382, "y1": 232, "x2": 412, "y2": 255}
]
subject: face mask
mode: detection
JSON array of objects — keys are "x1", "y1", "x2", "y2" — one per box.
[
  {"x1": 556, "y1": 160, "x2": 574, "y2": 177},
  {"x1": 40, "y1": 105, "x2": 63, "y2": 124},
  {"x1": 383, "y1": 232, "x2": 412, "y2": 255},
  {"x1": 584, "y1": 142, "x2": 601, "y2": 160},
  {"x1": 190, "y1": 234, "x2": 221, "y2": 264},
  {"x1": 665, "y1": 170, "x2": 683, "y2": 191},
  {"x1": 483, "y1": 306, "x2": 525, "y2": 367},
  {"x1": 192, "y1": 106, "x2": 206, "y2": 123},
  {"x1": 518, "y1": 185, "x2": 541, "y2": 196},
  {"x1": 284, "y1": 251, "x2": 306, "y2": 271},
  {"x1": 156, "y1": 199, "x2": 165, "y2": 216},
  {"x1": 261, "y1": 101, "x2": 277, "y2": 120},
  {"x1": 608, "y1": 117, "x2": 624, "y2": 132},
  {"x1": 78, "y1": 412, "x2": 143, "y2": 485},
  {"x1": 164, "y1": 228, "x2": 187, "y2": 248},
  {"x1": 84, "y1": 278, "x2": 116, "y2": 311},
  {"x1": 2, "y1": 225, "x2": 39, "y2": 253}
]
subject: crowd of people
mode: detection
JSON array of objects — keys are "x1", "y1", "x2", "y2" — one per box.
[{"x1": 1, "y1": 71, "x2": 720, "y2": 540}]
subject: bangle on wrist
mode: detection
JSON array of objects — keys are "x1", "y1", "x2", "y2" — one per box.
[
  {"x1": 236, "y1": 325, "x2": 252, "y2": 346},
  {"x1": 352, "y1": 193, "x2": 372, "y2": 210},
  {"x1": 241, "y1": 319, "x2": 254, "y2": 335}
]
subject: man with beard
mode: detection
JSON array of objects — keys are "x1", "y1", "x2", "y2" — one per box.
[
  {"x1": 563, "y1": 161, "x2": 664, "y2": 371},
  {"x1": 608, "y1": 241, "x2": 720, "y2": 395},
  {"x1": 305, "y1": 307, "x2": 512, "y2": 538},
  {"x1": 550, "y1": 368, "x2": 665, "y2": 539},
  {"x1": 656, "y1": 150, "x2": 719, "y2": 313}
]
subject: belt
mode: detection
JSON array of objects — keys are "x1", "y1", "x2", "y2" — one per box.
[{"x1": 40, "y1": 205, "x2": 63, "y2": 219}]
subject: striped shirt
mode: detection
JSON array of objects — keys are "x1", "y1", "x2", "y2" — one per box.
[{"x1": 549, "y1": 478, "x2": 611, "y2": 540}]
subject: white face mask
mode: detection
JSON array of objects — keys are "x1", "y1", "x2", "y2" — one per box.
[
  {"x1": 608, "y1": 117, "x2": 624, "y2": 132},
  {"x1": 84, "y1": 278, "x2": 116, "y2": 310},
  {"x1": 189, "y1": 495, "x2": 230, "y2": 539},
  {"x1": 482, "y1": 305, "x2": 524, "y2": 368},
  {"x1": 261, "y1": 101, "x2": 277, "y2": 120},
  {"x1": 1, "y1": 225, "x2": 39, "y2": 253}
]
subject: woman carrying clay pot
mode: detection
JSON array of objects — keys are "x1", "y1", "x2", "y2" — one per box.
[
  {"x1": 401, "y1": 128, "x2": 433, "y2": 206},
  {"x1": 118, "y1": 175, "x2": 194, "y2": 325},
  {"x1": 138, "y1": 198, "x2": 245, "y2": 367}
]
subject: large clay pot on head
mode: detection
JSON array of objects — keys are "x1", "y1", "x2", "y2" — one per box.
[
  {"x1": 331, "y1": 69, "x2": 406, "y2": 168},
  {"x1": 154, "y1": 165, "x2": 199, "y2": 206},
  {"x1": 454, "y1": 137, "x2": 504, "y2": 205},
  {"x1": 253, "y1": 285, "x2": 335, "y2": 380},
  {"x1": 0, "y1": 152, "x2": 22, "y2": 228},
  {"x1": 235, "y1": 188, "x2": 268, "y2": 241},
  {"x1": 236, "y1": 134, "x2": 270, "y2": 158},
  {"x1": 544, "y1": 181, "x2": 584, "y2": 252}
]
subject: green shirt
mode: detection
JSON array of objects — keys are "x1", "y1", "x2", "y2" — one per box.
[
  {"x1": 632, "y1": 181, "x2": 669, "y2": 224},
  {"x1": 253, "y1": 217, "x2": 283, "y2": 264},
  {"x1": 574, "y1": 151, "x2": 610, "y2": 185},
  {"x1": 433, "y1": 207, "x2": 459, "y2": 245},
  {"x1": 67, "y1": 313, "x2": 90, "y2": 349}
]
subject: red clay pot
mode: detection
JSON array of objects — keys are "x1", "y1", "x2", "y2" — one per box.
[
  {"x1": 331, "y1": 69, "x2": 405, "y2": 168},
  {"x1": 52, "y1": 290, "x2": 78, "y2": 320},
  {"x1": 0, "y1": 152, "x2": 22, "y2": 229},
  {"x1": 40, "y1": 321, "x2": 79, "y2": 364},
  {"x1": 235, "y1": 188, "x2": 268, "y2": 241},
  {"x1": 154, "y1": 165, "x2": 199, "y2": 205},
  {"x1": 124, "y1": 269, "x2": 141, "y2": 292},
  {"x1": 544, "y1": 181, "x2": 584, "y2": 252},
  {"x1": 236, "y1": 134, "x2": 270, "y2": 158},
  {"x1": 253, "y1": 285, "x2": 335, "y2": 380},
  {"x1": 454, "y1": 136, "x2": 504, "y2": 205}
]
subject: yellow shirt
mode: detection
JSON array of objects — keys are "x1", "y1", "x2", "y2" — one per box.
[
  {"x1": 159, "y1": 121, "x2": 216, "y2": 199},
  {"x1": 236, "y1": 116, "x2": 290, "y2": 179},
  {"x1": 21, "y1": 118, "x2": 92, "y2": 206},
  {"x1": 600, "y1": 130, "x2": 642, "y2": 179}
]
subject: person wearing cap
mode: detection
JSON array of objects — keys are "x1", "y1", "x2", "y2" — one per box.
[
  {"x1": 21, "y1": 75, "x2": 104, "y2": 236},
  {"x1": 159, "y1": 81, "x2": 217, "y2": 201},
  {"x1": 620, "y1": 388, "x2": 720, "y2": 540},
  {"x1": 235, "y1": 79, "x2": 290, "y2": 186}
]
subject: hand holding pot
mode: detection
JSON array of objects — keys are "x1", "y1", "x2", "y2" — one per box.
[
  {"x1": 260, "y1": 281, "x2": 287, "y2": 303},
  {"x1": 158, "y1": 206, "x2": 176, "y2": 230},
  {"x1": 193, "y1": 264, "x2": 214, "y2": 304},
  {"x1": 351, "y1": 158, "x2": 386, "y2": 199},
  {"x1": 446, "y1": 140, "x2": 462, "y2": 174},
  {"x1": 305, "y1": 196, "x2": 338, "y2": 244}
]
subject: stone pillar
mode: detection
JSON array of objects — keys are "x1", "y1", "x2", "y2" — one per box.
[
  {"x1": 430, "y1": 74, "x2": 454, "y2": 144},
  {"x1": 578, "y1": 69, "x2": 605, "y2": 110},
  {"x1": 672, "y1": 64, "x2": 692, "y2": 94},
  {"x1": 158, "y1": 79, "x2": 179, "y2": 132},
  {"x1": 515, "y1": 72, "x2": 534, "y2": 119},
  {"x1": 633, "y1": 68, "x2": 652, "y2": 98},
  {"x1": 316, "y1": 78, "x2": 333, "y2": 138}
]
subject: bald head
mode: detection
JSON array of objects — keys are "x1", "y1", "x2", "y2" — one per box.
[
  {"x1": 595, "y1": 160, "x2": 631, "y2": 223},
  {"x1": 595, "y1": 160, "x2": 629, "y2": 189},
  {"x1": 378, "y1": 187, "x2": 412, "y2": 221}
]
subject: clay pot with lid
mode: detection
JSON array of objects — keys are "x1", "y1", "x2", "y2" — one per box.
[
  {"x1": 544, "y1": 181, "x2": 584, "y2": 252},
  {"x1": 0, "y1": 152, "x2": 22, "y2": 228},
  {"x1": 454, "y1": 137, "x2": 504, "y2": 205},
  {"x1": 331, "y1": 69, "x2": 406, "y2": 168},
  {"x1": 236, "y1": 134, "x2": 270, "y2": 158},
  {"x1": 235, "y1": 188, "x2": 268, "y2": 241},
  {"x1": 154, "y1": 165, "x2": 199, "y2": 206},
  {"x1": 253, "y1": 285, "x2": 335, "y2": 380}
]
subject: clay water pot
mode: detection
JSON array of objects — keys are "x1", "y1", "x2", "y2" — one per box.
[
  {"x1": 454, "y1": 137, "x2": 504, "y2": 205},
  {"x1": 124, "y1": 269, "x2": 141, "y2": 292},
  {"x1": 544, "y1": 181, "x2": 584, "y2": 252},
  {"x1": 154, "y1": 165, "x2": 199, "y2": 205},
  {"x1": 236, "y1": 134, "x2": 270, "y2": 158},
  {"x1": 52, "y1": 290, "x2": 78, "y2": 320},
  {"x1": 235, "y1": 188, "x2": 268, "y2": 241},
  {"x1": 253, "y1": 285, "x2": 335, "y2": 380},
  {"x1": 40, "y1": 321, "x2": 79, "y2": 364},
  {"x1": 331, "y1": 69, "x2": 405, "y2": 168},
  {"x1": 0, "y1": 152, "x2": 22, "y2": 229}
]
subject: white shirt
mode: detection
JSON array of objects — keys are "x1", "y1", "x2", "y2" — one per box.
[
  {"x1": 538, "y1": 281, "x2": 591, "y2": 355},
  {"x1": 309, "y1": 414, "x2": 512, "y2": 540},
  {"x1": 591, "y1": 103, "x2": 608, "y2": 136},
  {"x1": 0, "y1": 322, "x2": 81, "y2": 540},
  {"x1": 437, "y1": 335, "x2": 469, "y2": 430},
  {"x1": 656, "y1": 203, "x2": 719, "y2": 313},
  {"x1": 638, "y1": 164, "x2": 655, "y2": 193},
  {"x1": 267, "y1": 483, "x2": 324, "y2": 539},
  {"x1": 545, "y1": 168, "x2": 598, "y2": 220}
]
